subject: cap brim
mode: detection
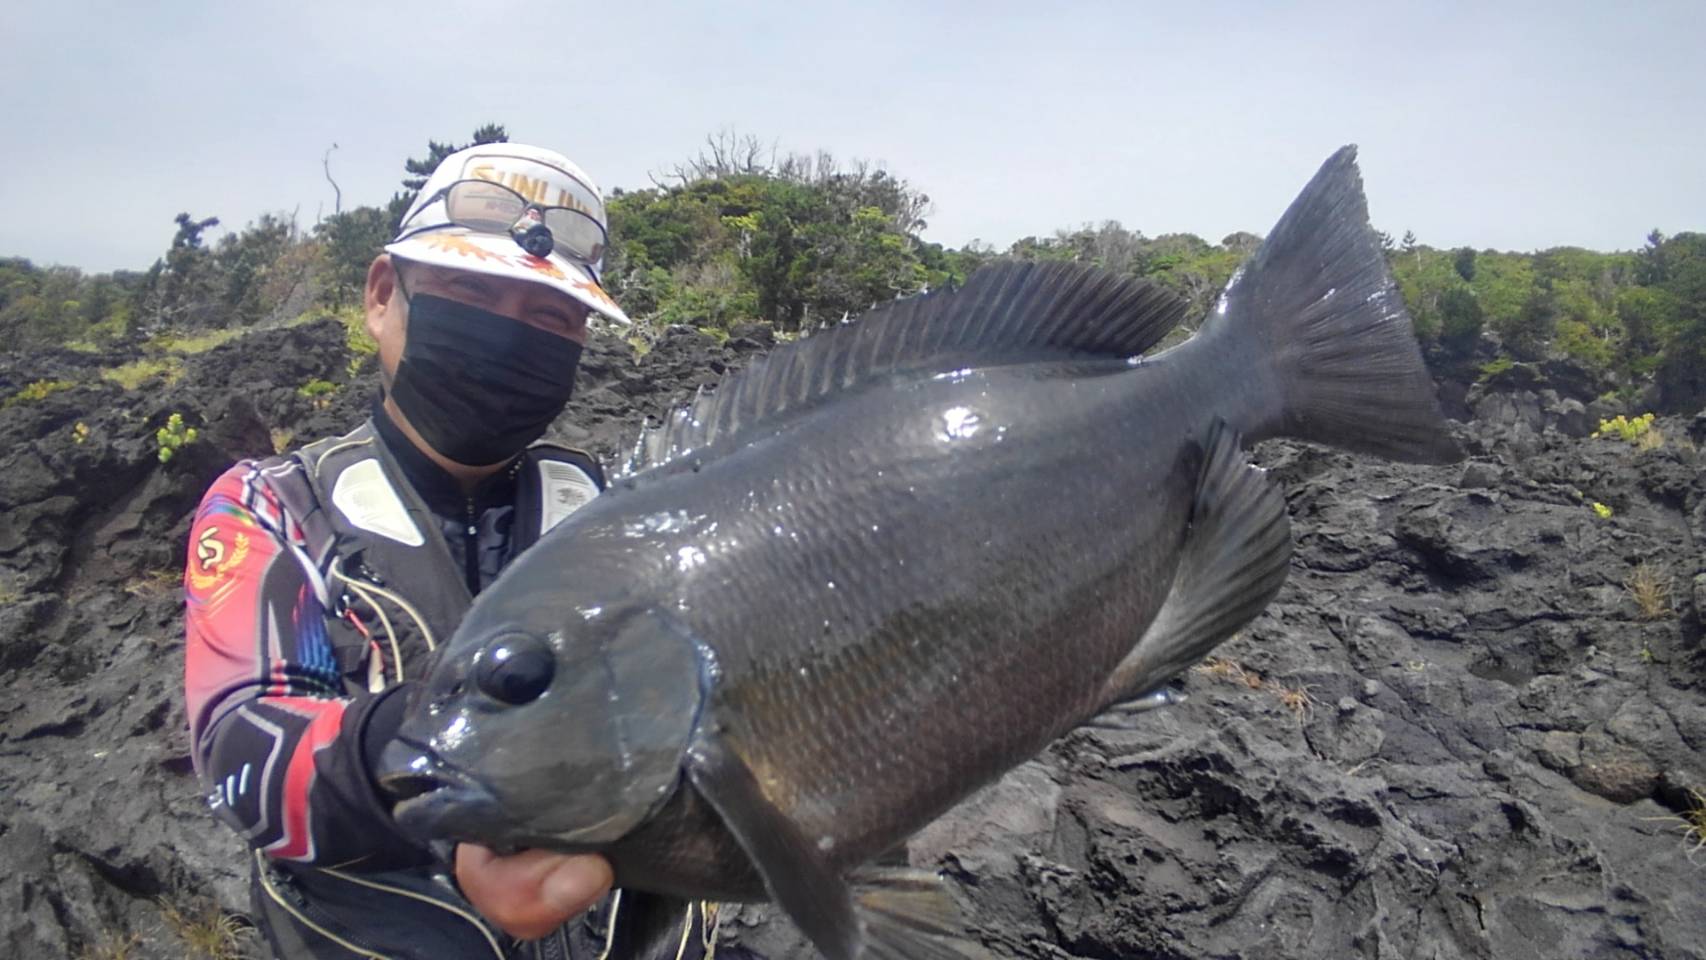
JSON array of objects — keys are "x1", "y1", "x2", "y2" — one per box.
[{"x1": 385, "y1": 230, "x2": 630, "y2": 326}]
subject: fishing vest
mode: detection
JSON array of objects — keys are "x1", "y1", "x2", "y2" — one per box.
[
  {"x1": 249, "y1": 422, "x2": 720, "y2": 960},
  {"x1": 251, "y1": 420, "x2": 612, "y2": 960},
  {"x1": 269, "y1": 420, "x2": 603, "y2": 685}
]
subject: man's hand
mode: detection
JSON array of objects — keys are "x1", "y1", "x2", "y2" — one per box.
[{"x1": 455, "y1": 844, "x2": 614, "y2": 940}]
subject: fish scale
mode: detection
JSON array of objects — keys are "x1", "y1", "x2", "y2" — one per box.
[{"x1": 381, "y1": 147, "x2": 1461, "y2": 960}]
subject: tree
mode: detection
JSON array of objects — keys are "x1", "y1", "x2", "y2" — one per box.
[
  {"x1": 317, "y1": 206, "x2": 392, "y2": 307},
  {"x1": 1437, "y1": 285, "x2": 1483, "y2": 356},
  {"x1": 1649, "y1": 232, "x2": 1706, "y2": 409},
  {"x1": 216, "y1": 213, "x2": 297, "y2": 325},
  {"x1": 1221, "y1": 232, "x2": 1262, "y2": 256},
  {"x1": 389, "y1": 124, "x2": 510, "y2": 229},
  {"x1": 1453, "y1": 247, "x2": 1477, "y2": 282},
  {"x1": 1503, "y1": 281, "x2": 1558, "y2": 360},
  {"x1": 145, "y1": 212, "x2": 225, "y2": 328}
]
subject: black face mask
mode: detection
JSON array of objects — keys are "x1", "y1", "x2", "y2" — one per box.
[{"x1": 389, "y1": 291, "x2": 583, "y2": 466}]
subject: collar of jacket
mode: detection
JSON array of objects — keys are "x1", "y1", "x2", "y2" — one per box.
[{"x1": 371, "y1": 396, "x2": 522, "y2": 519}]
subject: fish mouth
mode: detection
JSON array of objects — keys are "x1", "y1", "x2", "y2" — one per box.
[{"x1": 377, "y1": 739, "x2": 506, "y2": 842}]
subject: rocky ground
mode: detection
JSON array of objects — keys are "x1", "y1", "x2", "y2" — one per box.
[{"x1": 0, "y1": 317, "x2": 1701, "y2": 959}]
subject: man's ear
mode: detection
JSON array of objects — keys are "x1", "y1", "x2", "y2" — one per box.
[{"x1": 365, "y1": 254, "x2": 399, "y2": 342}]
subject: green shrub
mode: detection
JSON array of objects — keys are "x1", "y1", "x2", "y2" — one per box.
[
  {"x1": 153, "y1": 328, "x2": 242, "y2": 354},
  {"x1": 2, "y1": 378, "x2": 77, "y2": 408},
  {"x1": 298, "y1": 378, "x2": 337, "y2": 398},
  {"x1": 102, "y1": 358, "x2": 183, "y2": 390},
  {"x1": 339, "y1": 305, "x2": 377, "y2": 358},
  {"x1": 1593, "y1": 413, "x2": 1656, "y2": 444},
  {"x1": 1477, "y1": 356, "x2": 1515, "y2": 382},
  {"x1": 155, "y1": 413, "x2": 199, "y2": 463}
]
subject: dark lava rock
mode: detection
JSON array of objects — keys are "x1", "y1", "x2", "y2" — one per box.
[{"x1": 2, "y1": 324, "x2": 1703, "y2": 959}]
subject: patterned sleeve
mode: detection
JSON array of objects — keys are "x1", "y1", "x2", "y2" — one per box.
[{"x1": 183, "y1": 462, "x2": 428, "y2": 869}]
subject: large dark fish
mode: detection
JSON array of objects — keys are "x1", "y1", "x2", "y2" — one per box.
[{"x1": 378, "y1": 147, "x2": 1458, "y2": 960}]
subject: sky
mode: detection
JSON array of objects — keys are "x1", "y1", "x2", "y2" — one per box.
[{"x1": 2, "y1": 0, "x2": 1702, "y2": 273}]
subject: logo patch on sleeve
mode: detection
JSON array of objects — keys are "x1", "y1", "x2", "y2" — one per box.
[{"x1": 190, "y1": 521, "x2": 252, "y2": 594}]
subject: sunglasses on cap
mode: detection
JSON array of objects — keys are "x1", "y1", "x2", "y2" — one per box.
[{"x1": 396, "y1": 178, "x2": 609, "y2": 266}]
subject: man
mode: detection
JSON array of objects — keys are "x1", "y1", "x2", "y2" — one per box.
[{"x1": 183, "y1": 143, "x2": 718, "y2": 959}]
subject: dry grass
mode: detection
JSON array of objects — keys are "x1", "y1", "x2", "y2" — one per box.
[
  {"x1": 1636, "y1": 427, "x2": 1667, "y2": 452},
  {"x1": 1195, "y1": 656, "x2": 1251, "y2": 684},
  {"x1": 125, "y1": 568, "x2": 182, "y2": 597},
  {"x1": 1643, "y1": 787, "x2": 1706, "y2": 861},
  {"x1": 157, "y1": 897, "x2": 251, "y2": 960},
  {"x1": 1626, "y1": 562, "x2": 1673, "y2": 621},
  {"x1": 75, "y1": 932, "x2": 143, "y2": 960},
  {"x1": 270, "y1": 427, "x2": 296, "y2": 455},
  {"x1": 1192, "y1": 656, "x2": 1320, "y2": 723},
  {"x1": 1275, "y1": 682, "x2": 1317, "y2": 723}
]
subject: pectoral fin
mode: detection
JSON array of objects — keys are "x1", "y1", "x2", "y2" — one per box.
[
  {"x1": 1097, "y1": 418, "x2": 1292, "y2": 711},
  {"x1": 1086, "y1": 687, "x2": 1187, "y2": 730},
  {"x1": 685, "y1": 737, "x2": 986, "y2": 960}
]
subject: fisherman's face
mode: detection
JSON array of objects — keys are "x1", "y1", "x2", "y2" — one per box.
[{"x1": 363, "y1": 255, "x2": 592, "y2": 384}]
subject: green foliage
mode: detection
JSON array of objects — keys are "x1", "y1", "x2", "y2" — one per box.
[
  {"x1": 1593, "y1": 412, "x2": 1657, "y2": 443},
  {"x1": 1592, "y1": 501, "x2": 1614, "y2": 520},
  {"x1": 155, "y1": 413, "x2": 199, "y2": 463},
  {"x1": 1643, "y1": 232, "x2": 1706, "y2": 410},
  {"x1": 1556, "y1": 318, "x2": 1616, "y2": 369},
  {"x1": 605, "y1": 152, "x2": 936, "y2": 333},
  {"x1": 316, "y1": 206, "x2": 389, "y2": 307},
  {"x1": 152, "y1": 327, "x2": 242, "y2": 354},
  {"x1": 336, "y1": 303, "x2": 377, "y2": 359},
  {"x1": 1503, "y1": 282, "x2": 1559, "y2": 360},
  {"x1": 390, "y1": 124, "x2": 509, "y2": 230},
  {"x1": 4, "y1": 130, "x2": 1706, "y2": 419},
  {"x1": 73, "y1": 421, "x2": 90, "y2": 444},
  {"x1": 298, "y1": 378, "x2": 337, "y2": 398},
  {"x1": 1437, "y1": 285, "x2": 1484, "y2": 355},
  {"x1": 1478, "y1": 356, "x2": 1515, "y2": 381},
  {"x1": 1454, "y1": 247, "x2": 1477, "y2": 282},
  {"x1": 2, "y1": 378, "x2": 76, "y2": 408},
  {"x1": 102, "y1": 357, "x2": 183, "y2": 390},
  {"x1": 1469, "y1": 252, "x2": 1536, "y2": 337}
]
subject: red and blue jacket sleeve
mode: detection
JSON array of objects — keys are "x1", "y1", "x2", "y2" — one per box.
[{"x1": 183, "y1": 461, "x2": 428, "y2": 870}]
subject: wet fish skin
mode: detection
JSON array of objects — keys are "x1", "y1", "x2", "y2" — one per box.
[{"x1": 380, "y1": 146, "x2": 1456, "y2": 960}]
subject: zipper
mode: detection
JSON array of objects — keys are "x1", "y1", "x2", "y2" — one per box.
[
  {"x1": 319, "y1": 865, "x2": 507, "y2": 959},
  {"x1": 254, "y1": 852, "x2": 391, "y2": 959},
  {"x1": 463, "y1": 498, "x2": 481, "y2": 595},
  {"x1": 538, "y1": 928, "x2": 568, "y2": 960}
]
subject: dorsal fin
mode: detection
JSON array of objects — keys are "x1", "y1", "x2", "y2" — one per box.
[{"x1": 617, "y1": 262, "x2": 1187, "y2": 478}]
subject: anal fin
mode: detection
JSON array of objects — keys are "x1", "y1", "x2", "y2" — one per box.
[
  {"x1": 598, "y1": 889, "x2": 702, "y2": 960},
  {"x1": 849, "y1": 866, "x2": 988, "y2": 960},
  {"x1": 685, "y1": 738, "x2": 987, "y2": 960},
  {"x1": 1097, "y1": 418, "x2": 1292, "y2": 711}
]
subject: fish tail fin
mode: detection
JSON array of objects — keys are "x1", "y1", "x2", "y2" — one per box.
[{"x1": 1200, "y1": 146, "x2": 1460, "y2": 463}]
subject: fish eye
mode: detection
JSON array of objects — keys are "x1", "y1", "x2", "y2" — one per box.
[{"x1": 473, "y1": 633, "x2": 555, "y2": 705}]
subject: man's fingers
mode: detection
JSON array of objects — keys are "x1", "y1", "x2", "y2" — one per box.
[
  {"x1": 455, "y1": 844, "x2": 614, "y2": 941},
  {"x1": 543, "y1": 855, "x2": 615, "y2": 917}
]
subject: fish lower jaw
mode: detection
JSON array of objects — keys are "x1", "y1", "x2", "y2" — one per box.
[{"x1": 389, "y1": 779, "x2": 505, "y2": 842}]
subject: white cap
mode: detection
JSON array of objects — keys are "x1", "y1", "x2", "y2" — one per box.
[{"x1": 385, "y1": 142, "x2": 630, "y2": 325}]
